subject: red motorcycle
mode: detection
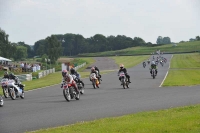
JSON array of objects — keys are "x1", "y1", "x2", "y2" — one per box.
[{"x1": 62, "y1": 83, "x2": 80, "y2": 102}]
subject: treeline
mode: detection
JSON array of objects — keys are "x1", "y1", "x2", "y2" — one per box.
[
  {"x1": 2, "y1": 27, "x2": 169, "y2": 63},
  {"x1": 34, "y1": 33, "x2": 151, "y2": 57},
  {"x1": 0, "y1": 28, "x2": 34, "y2": 61}
]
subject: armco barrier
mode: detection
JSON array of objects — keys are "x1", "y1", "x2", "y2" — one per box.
[
  {"x1": 74, "y1": 62, "x2": 86, "y2": 71},
  {"x1": 38, "y1": 68, "x2": 55, "y2": 79}
]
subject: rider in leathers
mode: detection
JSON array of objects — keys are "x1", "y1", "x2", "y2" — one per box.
[
  {"x1": 61, "y1": 70, "x2": 79, "y2": 94},
  {"x1": 118, "y1": 64, "x2": 131, "y2": 83},
  {"x1": 90, "y1": 67, "x2": 100, "y2": 81},
  {"x1": 94, "y1": 66, "x2": 101, "y2": 78},
  {"x1": 150, "y1": 61, "x2": 158, "y2": 75},
  {"x1": 70, "y1": 68, "x2": 85, "y2": 87},
  {"x1": 8, "y1": 72, "x2": 25, "y2": 94}
]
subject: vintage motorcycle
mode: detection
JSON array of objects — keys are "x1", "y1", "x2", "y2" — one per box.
[
  {"x1": 1, "y1": 78, "x2": 10, "y2": 98},
  {"x1": 118, "y1": 72, "x2": 129, "y2": 89},
  {"x1": 62, "y1": 82, "x2": 80, "y2": 102},
  {"x1": 90, "y1": 73, "x2": 100, "y2": 89},
  {"x1": 0, "y1": 96, "x2": 3, "y2": 107},
  {"x1": 7, "y1": 79, "x2": 25, "y2": 100},
  {"x1": 71, "y1": 74, "x2": 84, "y2": 94}
]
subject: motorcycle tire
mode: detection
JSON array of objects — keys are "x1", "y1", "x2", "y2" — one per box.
[
  {"x1": 92, "y1": 80, "x2": 96, "y2": 89},
  {"x1": 75, "y1": 93, "x2": 80, "y2": 100},
  {"x1": 3, "y1": 87, "x2": 9, "y2": 98},
  {"x1": 9, "y1": 88, "x2": 16, "y2": 100},
  {"x1": 20, "y1": 93, "x2": 25, "y2": 99},
  {"x1": 0, "y1": 96, "x2": 3, "y2": 107},
  {"x1": 63, "y1": 89, "x2": 70, "y2": 102}
]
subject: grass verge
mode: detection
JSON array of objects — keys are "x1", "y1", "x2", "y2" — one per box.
[
  {"x1": 111, "y1": 55, "x2": 150, "y2": 68},
  {"x1": 163, "y1": 53, "x2": 200, "y2": 86},
  {"x1": 27, "y1": 104, "x2": 200, "y2": 133}
]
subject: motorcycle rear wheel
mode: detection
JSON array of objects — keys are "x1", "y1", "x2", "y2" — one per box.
[{"x1": 9, "y1": 88, "x2": 16, "y2": 100}]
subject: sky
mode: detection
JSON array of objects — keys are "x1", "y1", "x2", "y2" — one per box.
[{"x1": 0, "y1": 0, "x2": 199, "y2": 45}]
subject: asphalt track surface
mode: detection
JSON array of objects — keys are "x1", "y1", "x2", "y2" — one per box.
[{"x1": 1, "y1": 54, "x2": 200, "y2": 133}]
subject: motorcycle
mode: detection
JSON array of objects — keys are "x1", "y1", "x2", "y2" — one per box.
[
  {"x1": 119, "y1": 72, "x2": 129, "y2": 89},
  {"x1": 90, "y1": 73, "x2": 100, "y2": 89},
  {"x1": 71, "y1": 74, "x2": 84, "y2": 94},
  {"x1": 0, "y1": 96, "x2": 3, "y2": 107},
  {"x1": 151, "y1": 68, "x2": 156, "y2": 79},
  {"x1": 62, "y1": 82, "x2": 80, "y2": 102},
  {"x1": 1, "y1": 78, "x2": 10, "y2": 98},
  {"x1": 143, "y1": 63, "x2": 146, "y2": 68},
  {"x1": 147, "y1": 61, "x2": 150, "y2": 65},
  {"x1": 7, "y1": 79, "x2": 25, "y2": 100}
]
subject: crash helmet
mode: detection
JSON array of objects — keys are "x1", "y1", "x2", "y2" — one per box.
[
  {"x1": 70, "y1": 68, "x2": 75, "y2": 74},
  {"x1": 120, "y1": 64, "x2": 124, "y2": 69},
  {"x1": 151, "y1": 61, "x2": 155, "y2": 65},
  {"x1": 91, "y1": 67, "x2": 95, "y2": 72},
  {"x1": 62, "y1": 70, "x2": 68, "y2": 77},
  {"x1": 4, "y1": 71, "x2": 9, "y2": 76}
]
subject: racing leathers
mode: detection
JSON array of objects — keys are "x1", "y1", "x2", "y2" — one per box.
[
  {"x1": 61, "y1": 74, "x2": 79, "y2": 94},
  {"x1": 150, "y1": 64, "x2": 158, "y2": 75}
]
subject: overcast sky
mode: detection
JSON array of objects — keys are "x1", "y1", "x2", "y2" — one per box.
[{"x1": 0, "y1": 0, "x2": 199, "y2": 45}]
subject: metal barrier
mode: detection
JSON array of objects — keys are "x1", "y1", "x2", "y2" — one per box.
[{"x1": 38, "y1": 68, "x2": 55, "y2": 79}]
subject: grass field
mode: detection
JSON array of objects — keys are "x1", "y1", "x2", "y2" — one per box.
[
  {"x1": 111, "y1": 55, "x2": 150, "y2": 68},
  {"x1": 79, "y1": 41, "x2": 200, "y2": 56},
  {"x1": 28, "y1": 104, "x2": 200, "y2": 133},
  {"x1": 163, "y1": 53, "x2": 200, "y2": 86}
]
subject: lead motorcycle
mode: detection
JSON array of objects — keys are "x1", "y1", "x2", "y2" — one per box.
[
  {"x1": 0, "y1": 96, "x2": 3, "y2": 107},
  {"x1": 71, "y1": 74, "x2": 84, "y2": 94},
  {"x1": 151, "y1": 68, "x2": 156, "y2": 79},
  {"x1": 90, "y1": 73, "x2": 100, "y2": 89},
  {"x1": 118, "y1": 72, "x2": 129, "y2": 89},
  {"x1": 1, "y1": 78, "x2": 10, "y2": 98},
  {"x1": 7, "y1": 79, "x2": 25, "y2": 100},
  {"x1": 62, "y1": 82, "x2": 80, "y2": 102}
]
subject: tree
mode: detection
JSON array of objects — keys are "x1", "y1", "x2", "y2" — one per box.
[
  {"x1": 156, "y1": 36, "x2": 163, "y2": 44},
  {"x1": 162, "y1": 37, "x2": 171, "y2": 44},
  {"x1": 46, "y1": 35, "x2": 62, "y2": 63},
  {"x1": 196, "y1": 36, "x2": 200, "y2": 41},
  {"x1": 14, "y1": 46, "x2": 27, "y2": 61}
]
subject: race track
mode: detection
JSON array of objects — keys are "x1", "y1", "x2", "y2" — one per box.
[{"x1": 1, "y1": 54, "x2": 200, "y2": 133}]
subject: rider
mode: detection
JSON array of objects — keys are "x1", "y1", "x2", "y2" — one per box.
[
  {"x1": 118, "y1": 64, "x2": 131, "y2": 83},
  {"x1": 9, "y1": 72, "x2": 25, "y2": 94},
  {"x1": 94, "y1": 66, "x2": 101, "y2": 78},
  {"x1": 61, "y1": 70, "x2": 79, "y2": 94},
  {"x1": 3, "y1": 71, "x2": 9, "y2": 79},
  {"x1": 90, "y1": 67, "x2": 99, "y2": 80},
  {"x1": 150, "y1": 61, "x2": 158, "y2": 75},
  {"x1": 70, "y1": 67, "x2": 84, "y2": 87}
]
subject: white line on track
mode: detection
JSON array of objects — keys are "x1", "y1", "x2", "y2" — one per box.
[{"x1": 159, "y1": 55, "x2": 173, "y2": 87}]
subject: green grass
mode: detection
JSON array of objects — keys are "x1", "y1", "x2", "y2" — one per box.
[
  {"x1": 163, "y1": 53, "x2": 200, "y2": 86},
  {"x1": 170, "y1": 53, "x2": 200, "y2": 68},
  {"x1": 27, "y1": 104, "x2": 200, "y2": 133},
  {"x1": 163, "y1": 70, "x2": 200, "y2": 86},
  {"x1": 79, "y1": 41, "x2": 200, "y2": 56},
  {"x1": 111, "y1": 55, "x2": 150, "y2": 68}
]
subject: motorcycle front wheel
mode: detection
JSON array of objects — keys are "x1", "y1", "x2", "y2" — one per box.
[
  {"x1": 92, "y1": 80, "x2": 96, "y2": 89},
  {"x1": 3, "y1": 87, "x2": 9, "y2": 98},
  {"x1": 63, "y1": 89, "x2": 70, "y2": 102}
]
